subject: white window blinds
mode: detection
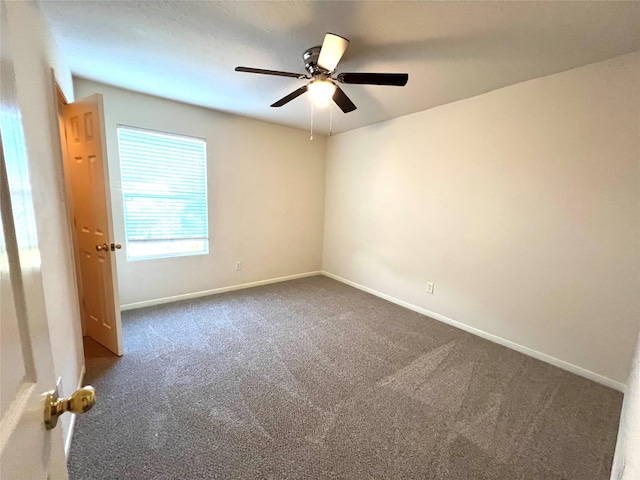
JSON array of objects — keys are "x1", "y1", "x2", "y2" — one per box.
[{"x1": 117, "y1": 126, "x2": 208, "y2": 260}]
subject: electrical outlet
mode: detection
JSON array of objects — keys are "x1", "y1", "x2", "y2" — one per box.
[
  {"x1": 235, "y1": 261, "x2": 242, "y2": 271},
  {"x1": 426, "y1": 282, "x2": 434, "y2": 294}
]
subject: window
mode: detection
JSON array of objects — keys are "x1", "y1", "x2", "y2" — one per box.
[{"x1": 117, "y1": 126, "x2": 208, "y2": 260}]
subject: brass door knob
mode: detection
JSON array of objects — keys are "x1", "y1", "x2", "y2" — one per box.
[
  {"x1": 44, "y1": 385, "x2": 96, "y2": 430},
  {"x1": 110, "y1": 243, "x2": 122, "y2": 251},
  {"x1": 96, "y1": 243, "x2": 108, "y2": 251}
]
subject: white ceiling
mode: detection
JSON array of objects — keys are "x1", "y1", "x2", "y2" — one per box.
[{"x1": 39, "y1": 1, "x2": 640, "y2": 135}]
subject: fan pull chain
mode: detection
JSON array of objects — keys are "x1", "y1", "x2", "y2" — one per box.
[
  {"x1": 310, "y1": 102, "x2": 314, "y2": 141},
  {"x1": 329, "y1": 102, "x2": 333, "y2": 137}
]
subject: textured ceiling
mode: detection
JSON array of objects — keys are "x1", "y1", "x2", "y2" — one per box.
[{"x1": 39, "y1": 1, "x2": 640, "y2": 135}]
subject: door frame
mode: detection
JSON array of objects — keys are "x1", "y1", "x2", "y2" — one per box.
[{"x1": 54, "y1": 80, "x2": 87, "y2": 337}]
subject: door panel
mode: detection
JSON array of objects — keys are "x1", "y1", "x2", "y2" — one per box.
[
  {"x1": 0, "y1": 221, "x2": 26, "y2": 412},
  {"x1": 62, "y1": 95, "x2": 123, "y2": 356},
  {"x1": 0, "y1": 97, "x2": 67, "y2": 480}
]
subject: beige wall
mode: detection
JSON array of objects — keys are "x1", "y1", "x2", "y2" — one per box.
[
  {"x1": 323, "y1": 53, "x2": 640, "y2": 387},
  {"x1": 74, "y1": 79, "x2": 326, "y2": 307},
  {"x1": 2, "y1": 0, "x2": 83, "y2": 453}
]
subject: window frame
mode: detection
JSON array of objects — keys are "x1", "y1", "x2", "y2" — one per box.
[{"x1": 116, "y1": 124, "x2": 209, "y2": 261}]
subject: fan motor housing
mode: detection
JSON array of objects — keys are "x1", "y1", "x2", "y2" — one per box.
[{"x1": 303, "y1": 46, "x2": 329, "y2": 76}]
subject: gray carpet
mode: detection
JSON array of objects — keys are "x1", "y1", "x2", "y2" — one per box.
[{"x1": 69, "y1": 275, "x2": 622, "y2": 479}]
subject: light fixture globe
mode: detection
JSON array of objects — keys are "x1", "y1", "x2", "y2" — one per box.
[{"x1": 308, "y1": 79, "x2": 336, "y2": 107}]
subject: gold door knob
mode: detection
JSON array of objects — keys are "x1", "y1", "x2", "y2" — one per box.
[
  {"x1": 44, "y1": 385, "x2": 96, "y2": 430},
  {"x1": 110, "y1": 243, "x2": 122, "y2": 251},
  {"x1": 96, "y1": 243, "x2": 108, "y2": 251}
]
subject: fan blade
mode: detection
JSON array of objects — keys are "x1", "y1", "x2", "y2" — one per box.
[
  {"x1": 332, "y1": 86, "x2": 357, "y2": 113},
  {"x1": 271, "y1": 85, "x2": 309, "y2": 107},
  {"x1": 337, "y1": 73, "x2": 408, "y2": 86},
  {"x1": 317, "y1": 33, "x2": 349, "y2": 72},
  {"x1": 235, "y1": 66, "x2": 308, "y2": 79}
]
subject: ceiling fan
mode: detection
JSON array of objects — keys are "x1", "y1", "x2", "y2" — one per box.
[{"x1": 235, "y1": 33, "x2": 409, "y2": 113}]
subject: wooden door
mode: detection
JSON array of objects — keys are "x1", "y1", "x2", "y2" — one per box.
[
  {"x1": 0, "y1": 126, "x2": 68, "y2": 478},
  {"x1": 61, "y1": 95, "x2": 123, "y2": 356}
]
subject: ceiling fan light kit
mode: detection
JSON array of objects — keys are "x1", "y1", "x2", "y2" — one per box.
[
  {"x1": 235, "y1": 32, "x2": 409, "y2": 114},
  {"x1": 308, "y1": 79, "x2": 337, "y2": 107}
]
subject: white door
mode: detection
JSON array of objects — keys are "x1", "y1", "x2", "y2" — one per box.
[
  {"x1": 0, "y1": 119, "x2": 68, "y2": 477},
  {"x1": 61, "y1": 95, "x2": 123, "y2": 356}
]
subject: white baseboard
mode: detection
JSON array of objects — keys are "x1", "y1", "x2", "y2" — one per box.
[
  {"x1": 64, "y1": 365, "x2": 86, "y2": 457},
  {"x1": 321, "y1": 271, "x2": 627, "y2": 393},
  {"x1": 120, "y1": 271, "x2": 322, "y2": 311}
]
